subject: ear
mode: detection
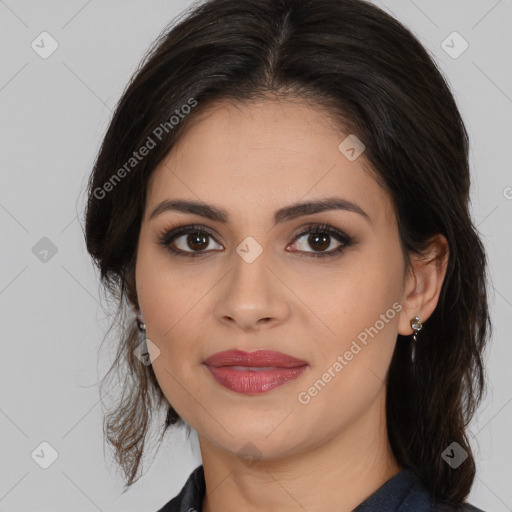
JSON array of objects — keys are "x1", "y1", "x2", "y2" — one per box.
[{"x1": 397, "y1": 234, "x2": 449, "y2": 336}]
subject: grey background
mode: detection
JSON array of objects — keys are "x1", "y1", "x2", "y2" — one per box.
[{"x1": 0, "y1": 0, "x2": 510, "y2": 510}]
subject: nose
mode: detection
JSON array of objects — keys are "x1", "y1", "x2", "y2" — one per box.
[{"x1": 214, "y1": 250, "x2": 290, "y2": 331}]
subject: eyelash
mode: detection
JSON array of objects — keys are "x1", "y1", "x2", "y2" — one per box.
[{"x1": 157, "y1": 223, "x2": 354, "y2": 259}]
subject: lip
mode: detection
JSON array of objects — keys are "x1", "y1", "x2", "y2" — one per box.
[
  {"x1": 203, "y1": 349, "x2": 309, "y2": 368},
  {"x1": 203, "y1": 350, "x2": 309, "y2": 394}
]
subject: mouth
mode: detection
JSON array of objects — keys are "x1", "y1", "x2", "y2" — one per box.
[
  {"x1": 203, "y1": 349, "x2": 309, "y2": 368},
  {"x1": 203, "y1": 350, "x2": 309, "y2": 394},
  {"x1": 227, "y1": 366, "x2": 290, "y2": 371}
]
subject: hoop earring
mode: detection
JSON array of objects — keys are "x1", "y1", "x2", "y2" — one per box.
[{"x1": 410, "y1": 315, "x2": 422, "y2": 362}]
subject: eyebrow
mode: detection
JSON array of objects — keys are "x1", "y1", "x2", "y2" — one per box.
[{"x1": 149, "y1": 197, "x2": 371, "y2": 225}]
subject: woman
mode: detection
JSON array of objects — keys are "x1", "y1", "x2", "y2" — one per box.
[{"x1": 84, "y1": 0, "x2": 491, "y2": 510}]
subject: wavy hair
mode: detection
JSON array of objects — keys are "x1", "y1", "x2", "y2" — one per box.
[{"x1": 83, "y1": 0, "x2": 491, "y2": 506}]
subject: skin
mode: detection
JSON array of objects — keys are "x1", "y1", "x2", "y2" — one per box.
[{"x1": 135, "y1": 98, "x2": 448, "y2": 512}]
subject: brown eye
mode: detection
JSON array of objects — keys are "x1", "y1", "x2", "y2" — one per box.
[
  {"x1": 288, "y1": 223, "x2": 352, "y2": 258},
  {"x1": 291, "y1": 231, "x2": 342, "y2": 255},
  {"x1": 164, "y1": 228, "x2": 222, "y2": 256},
  {"x1": 306, "y1": 233, "x2": 332, "y2": 252},
  {"x1": 157, "y1": 224, "x2": 222, "y2": 258},
  {"x1": 183, "y1": 232, "x2": 210, "y2": 251},
  {"x1": 158, "y1": 223, "x2": 353, "y2": 259}
]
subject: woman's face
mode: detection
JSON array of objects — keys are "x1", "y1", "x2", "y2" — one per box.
[{"x1": 135, "y1": 98, "x2": 409, "y2": 460}]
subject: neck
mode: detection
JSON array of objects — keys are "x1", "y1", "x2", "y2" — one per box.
[{"x1": 199, "y1": 390, "x2": 402, "y2": 512}]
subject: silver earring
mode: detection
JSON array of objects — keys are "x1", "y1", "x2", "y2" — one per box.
[
  {"x1": 136, "y1": 311, "x2": 146, "y2": 332},
  {"x1": 410, "y1": 316, "x2": 422, "y2": 362}
]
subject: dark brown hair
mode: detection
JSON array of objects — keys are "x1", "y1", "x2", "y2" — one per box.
[{"x1": 83, "y1": 0, "x2": 491, "y2": 507}]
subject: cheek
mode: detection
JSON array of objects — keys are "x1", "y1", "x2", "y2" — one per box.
[
  {"x1": 295, "y1": 247, "x2": 405, "y2": 400},
  {"x1": 135, "y1": 237, "x2": 208, "y2": 333},
  {"x1": 293, "y1": 259, "x2": 403, "y2": 429},
  {"x1": 295, "y1": 243, "x2": 403, "y2": 340},
  {"x1": 135, "y1": 243, "x2": 211, "y2": 399}
]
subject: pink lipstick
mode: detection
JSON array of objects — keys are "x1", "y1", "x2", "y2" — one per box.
[{"x1": 203, "y1": 350, "x2": 309, "y2": 394}]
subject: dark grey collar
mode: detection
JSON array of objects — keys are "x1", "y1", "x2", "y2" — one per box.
[{"x1": 156, "y1": 464, "x2": 485, "y2": 512}]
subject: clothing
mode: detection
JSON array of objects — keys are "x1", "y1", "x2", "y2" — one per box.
[{"x1": 155, "y1": 464, "x2": 486, "y2": 512}]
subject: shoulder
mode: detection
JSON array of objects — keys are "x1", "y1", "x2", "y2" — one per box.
[
  {"x1": 461, "y1": 505, "x2": 486, "y2": 512},
  {"x1": 435, "y1": 503, "x2": 487, "y2": 512},
  {"x1": 397, "y1": 469, "x2": 487, "y2": 512},
  {"x1": 155, "y1": 464, "x2": 205, "y2": 512}
]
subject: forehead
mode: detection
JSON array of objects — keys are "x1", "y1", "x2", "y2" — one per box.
[{"x1": 146, "y1": 99, "x2": 394, "y2": 226}]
